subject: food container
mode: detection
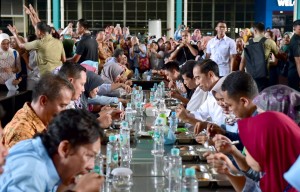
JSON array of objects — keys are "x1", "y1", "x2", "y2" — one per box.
[
  {"x1": 175, "y1": 132, "x2": 195, "y2": 144},
  {"x1": 179, "y1": 150, "x2": 199, "y2": 161},
  {"x1": 111, "y1": 168, "x2": 133, "y2": 191},
  {"x1": 196, "y1": 172, "x2": 212, "y2": 187}
]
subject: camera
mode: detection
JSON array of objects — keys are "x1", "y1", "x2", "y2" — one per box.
[{"x1": 133, "y1": 44, "x2": 140, "y2": 53}]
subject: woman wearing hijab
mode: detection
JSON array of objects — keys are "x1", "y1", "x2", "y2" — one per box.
[
  {"x1": 100, "y1": 49, "x2": 125, "y2": 84},
  {"x1": 0, "y1": 33, "x2": 21, "y2": 89},
  {"x1": 82, "y1": 71, "x2": 103, "y2": 111},
  {"x1": 253, "y1": 85, "x2": 300, "y2": 125},
  {"x1": 237, "y1": 111, "x2": 300, "y2": 192}
]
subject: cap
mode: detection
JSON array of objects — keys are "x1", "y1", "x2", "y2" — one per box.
[
  {"x1": 185, "y1": 168, "x2": 196, "y2": 176},
  {"x1": 127, "y1": 103, "x2": 132, "y2": 108},
  {"x1": 121, "y1": 121, "x2": 129, "y2": 128},
  {"x1": 171, "y1": 111, "x2": 176, "y2": 116},
  {"x1": 109, "y1": 135, "x2": 117, "y2": 142},
  {"x1": 171, "y1": 148, "x2": 180, "y2": 156}
]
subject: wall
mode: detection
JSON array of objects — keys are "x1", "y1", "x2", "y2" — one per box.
[{"x1": 255, "y1": 0, "x2": 294, "y2": 28}]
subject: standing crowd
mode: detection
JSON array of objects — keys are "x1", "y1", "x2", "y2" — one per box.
[{"x1": 0, "y1": 4, "x2": 299, "y2": 192}]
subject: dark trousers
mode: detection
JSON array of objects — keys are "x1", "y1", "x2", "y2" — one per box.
[{"x1": 288, "y1": 69, "x2": 300, "y2": 91}]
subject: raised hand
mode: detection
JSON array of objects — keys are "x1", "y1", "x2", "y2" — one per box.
[{"x1": 7, "y1": 25, "x2": 17, "y2": 35}]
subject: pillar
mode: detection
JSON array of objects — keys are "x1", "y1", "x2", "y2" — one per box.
[
  {"x1": 176, "y1": 0, "x2": 182, "y2": 29},
  {"x1": 167, "y1": 0, "x2": 175, "y2": 38},
  {"x1": 184, "y1": 0, "x2": 187, "y2": 27},
  {"x1": 47, "y1": 0, "x2": 51, "y2": 25},
  {"x1": 53, "y1": 0, "x2": 60, "y2": 29}
]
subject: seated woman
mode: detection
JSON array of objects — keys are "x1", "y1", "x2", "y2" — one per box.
[
  {"x1": 236, "y1": 112, "x2": 300, "y2": 192},
  {"x1": 83, "y1": 71, "x2": 127, "y2": 107},
  {"x1": 207, "y1": 112, "x2": 300, "y2": 192},
  {"x1": 253, "y1": 85, "x2": 300, "y2": 126}
]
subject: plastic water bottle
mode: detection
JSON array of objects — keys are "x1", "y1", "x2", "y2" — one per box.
[
  {"x1": 169, "y1": 111, "x2": 178, "y2": 133},
  {"x1": 136, "y1": 101, "x2": 143, "y2": 117},
  {"x1": 151, "y1": 118, "x2": 164, "y2": 156},
  {"x1": 125, "y1": 103, "x2": 134, "y2": 127},
  {"x1": 134, "y1": 68, "x2": 139, "y2": 79},
  {"x1": 106, "y1": 135, "x2": 119, "y2": 182},
  {"x1": 131, "y1": 90, "x2": 137, "y2": 109},
  {"x1": 132, "y1": 84, "x2": 137, "y2": 92},
  {"x1": 168, "y1": 148, "x2": 182, "y2": 192},
  {"x1": 160, "y1": 81, "x2": 165, "y2": 96},
  {"x1": 94, "y1": 152, "x2": 104, "y2": 175},
  {"x1": 120, "y1": 121, "x2": 131, "y2": 168},
  {"x1": 182, "y1": 168, "x2": 198, "y2": 192},
  {"x1": 154, "y1": 83, "x2": 158, "y2": 91}
]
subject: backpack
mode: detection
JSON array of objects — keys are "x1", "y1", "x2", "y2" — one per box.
[{"x1": 244, "y1": 37, "x2": 268, "y2": 79}]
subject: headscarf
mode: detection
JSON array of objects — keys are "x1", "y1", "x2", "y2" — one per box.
[
  {"x1": 101, "y1": 58, "x2": 124, "y2": 83},
  {"x1": 253, "y1": 85, "x2": 300, "y2": 125},
  {"x1": 0, "y1": 33, "x2": 11, "y2": 51},
  {"x1": 238, "y1": 111, "x2": 300, "y2": 192},
  {"x1": 82, "y1": 71, "x2": 104, "y2": 110},
  {"x1": 211, "y1": 76, "x2": 226, "y2": 97}
]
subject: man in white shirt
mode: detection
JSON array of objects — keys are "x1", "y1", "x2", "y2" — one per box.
[
  {"x1": 180, "y1": 60, "x2": 208, "y2": 112},
  {"x1": 206, "y1": 21, "x2": 236, "y2": 77},
  {"x1": 176, "y1": 59, "x2": 225, "y2": 132}
]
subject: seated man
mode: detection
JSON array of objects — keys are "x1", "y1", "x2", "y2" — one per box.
[
  {"x1": 2, "y1": 73, "x2": 74, "y2": 148},
  {"x1": 163, "y1": 61, "x2": 193, "y2": 105},
  {"x1": 58, "y1": 62, "x2": 121, "y2": 128},
  {"x1": 0, "y1": 109, "x2": 104, "y2": 191},
  {"x1": 180, "y1": 60, "x2": 207, "y2": 112},
  {"x1": 176, "y1": 59, "x2": 225, "y2": 131}
]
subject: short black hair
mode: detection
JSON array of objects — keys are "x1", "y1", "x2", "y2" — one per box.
[
  {"x1": 37, "y1": 109, "x2": 103, "y2": 157},
  {"x1": 32, "y1": 73, "x2": 74, "y2": 103},
  {"x1": 36, "y1": 22, "x2": 49, "y2": 34},
  {"x1": 162, "y1": 61, "x2": 180, "y2": 72},
  {"x1": 0, "y1": 104, "x2": 5, "y2": 120},
  {"x1": 58, "y1": 62, "x2": 86, "y2": 79},
  {"x1": 221, "y1": 71, "x2": 258, "y2": 100},
  {"x1": 216, "y1": 20, "x2": 226, "y2": 27},
  {"x1": 194, "y1": 59, "x2": 219, "y2": 77},
  {"x1": 253, "y1": 22, "x2": 265, "y2": 32},
  {"x1": 78, "y1": 19, "x2": 89, "y2": 30},
  {"x1": 180, "y1": 60, "x2": 197, "y2": 79},
  {"x1": 293, "y1": 20, "x2": 300, "y2": 27},
  {"x1": 113, "y1": 48, "x2": 124, "y2": 58},
  {"x1": 27, "y1": 34, "x2": 37, "y2": 42}
]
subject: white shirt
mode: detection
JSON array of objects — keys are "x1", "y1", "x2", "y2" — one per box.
[
  {"x1": 191, "y1": 84, "x2": 225, "y2": 126},
  {"x1": 206, "y1": 35, "x2": 236, "y2": 76},
  {"x1": 186, "y1": 87, "x2": 208, "y2": 112}
]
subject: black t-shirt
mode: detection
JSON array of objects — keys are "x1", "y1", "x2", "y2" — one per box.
[
  {"x1": 76, "y1": 33, "x2": 99, "y2": 63},
  {"x1": 288, "y1": 34, "x2": 300, "y2": 70},
  {"x1": 175, "y1": 44, "x2": 198, "y2": 65}
]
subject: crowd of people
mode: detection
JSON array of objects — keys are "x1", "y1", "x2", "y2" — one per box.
[{"x1": 0, "y1": 3, "x2": 299, "y2": 192}]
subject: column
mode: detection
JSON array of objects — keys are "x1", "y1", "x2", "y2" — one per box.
[
  {"x1": 123, "y1": 0, "x2": 126, "y2": 27},
  {"x1": 176, "y1": 0, "x2": 182, "y2": 29},
  {"x1": 53, "y1": 0, "x2": 60, "y2": 29},
  {"x1": 47, "y1": 0, "x2": 51, "y2": 25},
  {"x1": 184, "y1": 0, "x2": 187, "y2": 27},
  {"x1": 294, "y1": 0, "x2": 300, "y2": 20},
  {"x1": 60, "y1": 0, "x2": 64, "y2": 28},
  {"x1": 167, "y1": 0, "x2": 175, "y2": 38},
  {"x1": 78, "y1": 0, "x2": 82, "y2": 20}
]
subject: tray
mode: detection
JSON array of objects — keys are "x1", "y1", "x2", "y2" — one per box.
[{"x1": 183, "y1": 164, "x2": 232, "y2": 187}]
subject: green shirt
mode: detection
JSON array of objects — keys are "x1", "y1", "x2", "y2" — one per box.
[
  {"x1": 24, "y1": 34, "x2": 65, "y2": 75},
  {"x1": 242, "y1": 34, "x2": 279, "y2": 60}
]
